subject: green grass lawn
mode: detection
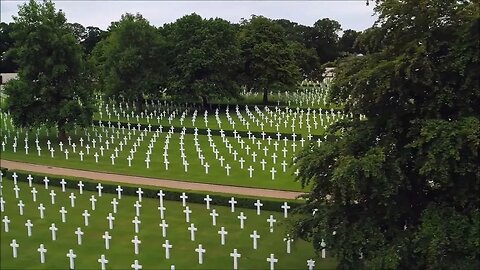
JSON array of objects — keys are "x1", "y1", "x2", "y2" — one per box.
[
  {"x1": 0, "y1": 174, "x2": 336, "y2": 269},
  {"x1": 1, "y1": 117, "x2": 312, "y2": 192}
]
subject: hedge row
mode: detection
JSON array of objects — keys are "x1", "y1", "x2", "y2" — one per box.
[{"x1": 1, "y1": 168, "x2": 303, "y2": 212}]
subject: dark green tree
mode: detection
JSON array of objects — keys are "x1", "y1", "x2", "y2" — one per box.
[
  {"x1": 0, "y1": 22, "x2": 18, "y2": 73},
  {"x1": 239, "y1": 16, "x2": 301, "y2": 104},
  {"x1": 82, "y1": 26, "x2": 105, "y2": 55},
  {"x1": 307, "y1": 18, "x2": 342, "y2": 63},
  {"x1": 293, "y1": 0, "x2": 479, "y2": 269},
  {"x1": 338, "y1": 29, "x2": 361, "y2": 55},
  {"x1": 4, "y1": 0, "x2": 94, "y2": 140},
  {"x1": 163, "y1": 13, "x2": 241, "y2": 106},
  {"x1": 94, "y1": 13, "x2": 167, "y2": 112}
]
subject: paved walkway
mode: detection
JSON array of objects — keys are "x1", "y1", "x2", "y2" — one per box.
[{"x1": 0, "y1": 159, "x2": 305, "y2": 200}]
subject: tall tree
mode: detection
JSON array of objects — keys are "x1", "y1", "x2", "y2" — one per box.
[
  {"x1": 293, "y1": 0, "x2": 479, "y2": 269},
  {"x1": 0, "y1": 22, "x2": 18, "y2": 73},
  {"x1": 4, "y1": 0, "x2": 94, "y2": 140},
  {"x1": 338, "y1": 29, "x2": 361, "y2": 55},
  {"x1": 82, "y1": 26, "x2": 105, "y2": 55},
  {"x1": 94, "y1": 13, "x2": 167, "y2": 112},
  {"x1": 307, "y1": 18, "x2": 342, "y2": 63},
  {"x1": 275, "y1": 19, "x2": 321, "y2": 79},
  {"x1": 163, "y1": 13, "x2": 241, "y2": 106},
  {"x1": 239, "y1": 16, "x2": 301, "y2": 104}
]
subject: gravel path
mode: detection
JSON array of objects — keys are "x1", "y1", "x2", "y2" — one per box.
[{"x1": 1, "y1": 159, "x2": 305, "y2": 200}]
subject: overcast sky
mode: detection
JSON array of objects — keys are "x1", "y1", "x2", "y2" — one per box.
[{"x1": 1, "y1": 1, "x2": 377, "y2": 31}]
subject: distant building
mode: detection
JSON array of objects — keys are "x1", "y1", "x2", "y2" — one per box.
[{"x1": 0, "y1": 73, "x2": 18, "y2": 85}]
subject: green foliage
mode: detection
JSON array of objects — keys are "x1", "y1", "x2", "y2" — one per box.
[
  {"x1": 308, "y1": 18, "x2": 342, "y2": 63},
  {"x1": 0, "y1": 22, "x2": 18, "y2": 73},
  {"x1": 163, "y1": 13, "x2": 241, "y2": 106},
  {"x1": 4, "y1": 0, "x2": 94, "y2": 139},
  {"x1": 338, "y1": 29, "x2": 361, "y2": 55},
  {"x1": 239, "y1": 16, "x2": 301, "y2": 104},
  {"x1": 293, "y1": 0, "x2": 480, "y2": 269},
  {"x1": 93, "y1": 13, "x2": 167, "y2": 111}
]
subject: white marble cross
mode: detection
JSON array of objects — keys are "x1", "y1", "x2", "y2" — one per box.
[
  {"x1": 180, "y1": 192, "x2": 188, "y2": 207},
  {"x1": 43, "y1": 176, "x2": 50, "y2": 189},
  {"x1": 90, "y1": 195, "x2": 97, "y2": 210},
  {"x1": 59, "y1": 207, "x2": 67, "y2": 223},
  {"x1": 49, "y1": 190, "x2": 56, "y2": 205},
  {"x1": 13, "y1": 185, "x2": 20, "y2": 198},
  {"x1": 69, "y1": 193, "x2": 76, "y2": 207},
  {"x1": 82, "y1": 210, "x2": 90, "y2": 226},
  {"x1": 320, "y1": 239, "x2": 326, "y2": 258},
  {"x1": 218, "y1": 226, "x2": 228, "y2": 245},
  {"x1": 230, "y1": 249, "x2": 241, "y2": 270},
  {"x1": 188, "y1": 223, "x2": 197, "y2": 241},
  {"x1": 157, "y1": 190, "x2": 165, "y2": 207},
  {"x1": 195, "y1": 244, "x2": 206, "y2": 264},
  {"x1": 267, "y1": 253, "x2": 278, "y2": 270},
  {"x1": 136, "y1": 188, "x2": 144, "y2": 202},
  {"x1": 238, "y1": 212, "x2": 247, "y2": 229},
  {"x1": 132, "y1": 216, "x2": 141, "y2": 233},
  {"x1": 307, "y1": 259, "x2": 316, "y2": 270},
  {"x1": 116, "y1": 185, "x2": 123, "y2": 199},
  {"x1": 78, "y1": 181, "x2": 84, "y2": 194},
  {"x1": 111, "y1": 198, "x2": 119, "y2": 213},
  {"x1": 157, "y1": 218, "x2": 169, "y2": 237},
  {"x1": 3, "y1": 215, "x2": 10, "y2": 232},
  {"x1": 250, "y1": 230, "x2": 260, "y2": 249},
  {"x1": 0, "y1": 197, "x2": 4, "y2": 212},
  {"x1": 10, "y1": 239, "x2": 19, "y2": 258},
  {"x1": 210, "y1": 209, "x2": 219, "y2": 226},
  {"x1": 162, "y1": 239, "x2": 172, "y2": 259},
  {"x1": 60, "y1": 179, "x2": 67, "y2": 192},
  {"x1": 98, "y1": 254, "x2": 109, "y2": 270},
  {"x1": 67, "y1": 249, "x2": 77, "y2": 269},
  {"x1": 131, "y1": 259, "x2": 142, "y2": 270},
  {"x1": 267, "y1": 215, "x2": 277, "y2": 232},
  {"x1": 281, "y1": 202, "x2": 291, "y2": 218},
  {"x1": 134, "y1": 201, "x2": 142, "y2": 216},
  {"x1": 25, "y1": 219, "x2": 33, "y2": 236},
  {"x1": 75, "y1": 227, "x2": 84, "y2": 245},
  {"x1": 37, "y1": 244, "x2": 47, "y2": 264},
  {"x1": 229, "y1": 197, "x2": 237, "y2": 212},
  {"x1": 283, "y1": 234, "x2": 293, "y2": 254},
  {"x1": 254, "y1": 200, "x2": 263, "y2": 215},
  {"x1": 131, "y1": 235, "x2": 141, "y2": 255},
  {"x1": 49, "y1": 223, "x2": 58, "y2": 241},
  {"x1": 17, "y1": 200, "x2": 25, "y2": 215},
  {"x1": 96, "y1": 183, "x2": 103, "y2": 197},
  {"x1": 38, "y1": 203, "x2": 45, "y2": 219},
  {"x1": 204, "y1": 195, "x2": 212, "y2": 209},
  {"x1": 103, "y1": 231, "x2": 112, "y2": 250},
  {"x1": 183, "y1": 206, "x2": 192, "y2": 223}
]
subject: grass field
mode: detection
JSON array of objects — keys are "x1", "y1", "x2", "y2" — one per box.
[
  {"x1": 1, "y1": 116, "x2": 312, "y2": 192},
  {"x1": 0, "y1": 174, "x2": 336, "y2": 269}
]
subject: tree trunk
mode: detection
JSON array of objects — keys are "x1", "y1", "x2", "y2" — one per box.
[
  {"x1": 263, "y1": 88, "x2": 269, "y2": 105},
  {"x1": 135, "y1": 97, "x2": 144, "y2": 114},
  {"x1": 201, "y1": 96, "x2": 211, "y2": 110},
  {"x1": 58, "y1": 120, "x2": 67, "y2": 142}
]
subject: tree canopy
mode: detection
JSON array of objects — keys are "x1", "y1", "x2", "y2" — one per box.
[
  {"x1": 4, "y1": 0, "x2": 94, "y2": 140},
  {"x1": 162, "y1": 13, "x2": 241, "y2": 106},
  {"x1": 93, "y1": 13, "x2": 167, "y2": 111},
  {"x1": 293, "y1": 0, "x2": 479, "y2": 269},
  {"x1": 238, "y1": 16, "x2": 301, "y2": 104}
]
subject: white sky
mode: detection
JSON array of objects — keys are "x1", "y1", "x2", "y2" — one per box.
[{"x1": 1, "y1": 1, "x2": 377, "y2": 31}]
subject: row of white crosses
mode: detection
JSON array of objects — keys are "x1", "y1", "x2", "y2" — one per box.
[
  {"x1": 96, "y1": 96, "x2": 346, "y2": 137},
  {"x1": 1, "y1": 172, "x2": 321, "y2": 269},
  {"x1": 2, "y1": 113, "x2": 311, "y2": 180}
]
